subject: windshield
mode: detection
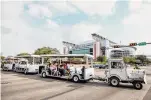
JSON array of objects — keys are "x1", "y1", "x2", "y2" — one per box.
[
  {"x1": 5, "y1": 61, "x2": 13, "y2": 64},
  {"x1": 34, "y1": 57, "x2": 42, "y2": 64},
  {"x1": 18, "y1": 57, "x2": 42, "y2": 64},
  {"x1": 20, "y1": 61, "x2": 27, "y2": 65},
  {"x1": 111, "y1": 61, "x2": 124, "y2": 69}
]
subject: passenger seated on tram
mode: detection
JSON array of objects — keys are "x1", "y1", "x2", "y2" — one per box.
[
  {"x1": 80, "y1": 66, "x2": 85, "y2": 79},
  {"x1": 50, "y1": 62, "x2": 58, "y2": 75},
  {"x1": 65, "y1": 63, "x2": 71, "y2": 75},
  {"x1": 52, "y1": 62, "x2": 57, "y2": 69},
  {"x1": 63, "y1": 63, "x2": 67, "y2": 70},
  {"x1": 48, "y1": 63, "x2": 52, "y2": 74},
  {"x1": 59, "y1": 64, "x2": 65, "y2": 76}
]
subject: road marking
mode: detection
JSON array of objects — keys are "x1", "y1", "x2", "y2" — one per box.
[{"x1": 143, "y1": 87, "x2": 151, "y2": 100}]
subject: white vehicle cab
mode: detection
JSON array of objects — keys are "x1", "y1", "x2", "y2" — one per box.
[
  {"x1": 2, "y1": 57, "x2": 19, "y2": 71},
  {"x1": 39, "y1": 54, "x2": 94, "y2": 82},
  {"x1": 101, "y1": 58, "x2": 147, "y2": 90},
  {"x1": 15, "y1": 55, "x2": 42, "y2": 74}
]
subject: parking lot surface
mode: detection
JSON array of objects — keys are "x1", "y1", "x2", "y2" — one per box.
[{"x1": 1, "y1": 67, "x2": 151, "y2": 100}]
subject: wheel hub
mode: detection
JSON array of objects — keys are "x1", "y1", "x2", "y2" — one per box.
[
  {"x1": 74, "y1": 77, "x2": 78, "y2": 82},
  {"x1": 112, "y1": 79, "x2": 118, "y2": 85},
  {"x1": 136, "y1": 84, "x2": 141, "y2": 88}
]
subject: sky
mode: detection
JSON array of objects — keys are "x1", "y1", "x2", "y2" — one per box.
[{"x1": 1, "y1": 0, "x2": 151, "y2": 56}]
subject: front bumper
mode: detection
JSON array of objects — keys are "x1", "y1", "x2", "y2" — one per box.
[{"x1": 144, "y1": 74, "x2": 147, "y2": 84}]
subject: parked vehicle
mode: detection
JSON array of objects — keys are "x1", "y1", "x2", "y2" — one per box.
[
  {"x1": 2, "y1": 57, "x2": 19, "y2": 71},
  {"x1": 15, "y1": 55, "x2": 42, "y2": 74}
]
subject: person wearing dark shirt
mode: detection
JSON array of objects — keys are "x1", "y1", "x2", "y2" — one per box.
[{"x1": 81, "y1": 66, "x2": 85, "y2": 79}]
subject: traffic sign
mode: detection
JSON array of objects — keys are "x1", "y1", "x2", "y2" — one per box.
[{"x1": 138, "y1": 42, "x2": 146, "y2": 46}]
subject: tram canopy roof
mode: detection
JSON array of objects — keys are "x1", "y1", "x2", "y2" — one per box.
[{"x1": 16, "y1": 55, "x2": 41, "y2": 58}]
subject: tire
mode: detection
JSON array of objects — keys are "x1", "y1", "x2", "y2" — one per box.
[
  {"x1": 72, "y1": 75, "x2": 79, "y2": 83},
  {"x1": 110, "y1": 77, "x2": 120, "y2": 87},
  {"x1": 133, "y1": 82, "x2": 143, "y2": 90},
  {"x1": 42, "y1": 72, "x2": 47, "y2": 78}
]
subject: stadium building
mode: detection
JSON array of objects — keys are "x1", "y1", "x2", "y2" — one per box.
[{"x1": 63, "y1": 33, "x2": 137, "y2": 59}]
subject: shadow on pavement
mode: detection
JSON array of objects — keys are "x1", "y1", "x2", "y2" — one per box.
[{"x1": 1, "y1": 70, "x2": 135, "y2": 90}]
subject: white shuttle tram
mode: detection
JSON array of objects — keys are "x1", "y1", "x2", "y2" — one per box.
[
  {"x1": 39, "y1": 54, "x2": 94, "y2": 82},
  {"x1": 15, "y1": 55, "x2": 42, "y2": 74},
  {"x1": 3, "y1": 54, "x2": 146, "y2": 89},
  {"x1": 2, "y1": 57, "x2": 19, "y2": 71}
]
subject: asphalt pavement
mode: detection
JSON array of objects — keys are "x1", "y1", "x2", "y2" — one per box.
[{"x1": 1, "y1": 67, "x2": 151, "y2": 100}]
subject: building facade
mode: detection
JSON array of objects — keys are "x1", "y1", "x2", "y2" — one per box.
[
  {"x1": 63, "y1": 39, "x2": 117, "y2": 59},
  {"x1": 109, "y1": 47, "x2": 136, "y2": 58},
  {"x1": 63, "y1": 36, "x2": 137, "y2": 59}
]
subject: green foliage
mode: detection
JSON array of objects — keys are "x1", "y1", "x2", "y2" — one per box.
[
  {"x1": 145, "y1": 58, "x2": 151, "y2": 64},
  {"x1": 123, "y1": 57, "x2": 130, "y2": 63},
  {"x1": 0, "y1": 56, "x2": 5, "y2": 60},
  {"x1": 96, "y1": 56, "x2": 107, "y2": 64},
  {"x1": 94, "y1": 61, "x2": 106, "y2": 64},
  {"x1": 134, "y1": 64, "x2": 140, "y2": 69},
  {"x1": 129, "y1": 57, "x2": 136, "y2": 63},
  {"x1": 34, "y1": 47, "x2": 60, "y2": 55},
  {"x1": 148, "y1": 59, "x2": 151, "y2": 63},
  {"x1": 97, "y1": 56, "x2": 107, "y2": 62},
  {"x1": 1, "y1": 56, "x2": 5, "y2": 68},
  {"x1": 136, "y1": 55, "x2": 147, "y2": 64},
  {"x1": 17, "y1": 53, "x2": 30, "y2": 56},
  {"x1": 123, "y1": 57, "x2": 136, "y2": 64},
  {"x1": 97, "y1": 56, "x2": 103, "y2": 62}
]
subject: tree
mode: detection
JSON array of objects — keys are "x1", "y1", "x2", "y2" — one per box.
[
  {"x1": 34, "y1": 47, "x2": 60, "y2": 55},
  {"x1": 97, "y1": 56, "x2": 104, "y2": 62},
  {"x1": 0, "y1": 56, "x2": 5, "y2": 60},
  {"x1": 123, "y1": 57, "x2": 130, "y2": 63},
  {"x1": 123, "y1": 57, "x2": 136, "y2": 64},
  {"x1": 136, "y1": 55, "x2": 147, "y2": 64},
  {"x1": 129, "y1": 57, "x2": 136, "y2": 64},
  {"x1": 97, "y1": 56, "x2": 107, "y2": 63},
  {"x1": 17, "y1": 53, "x2": 30, "y2": 56},
  {"x1": 145, "y1": 58, "x2": 151, "y2": 64}
]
